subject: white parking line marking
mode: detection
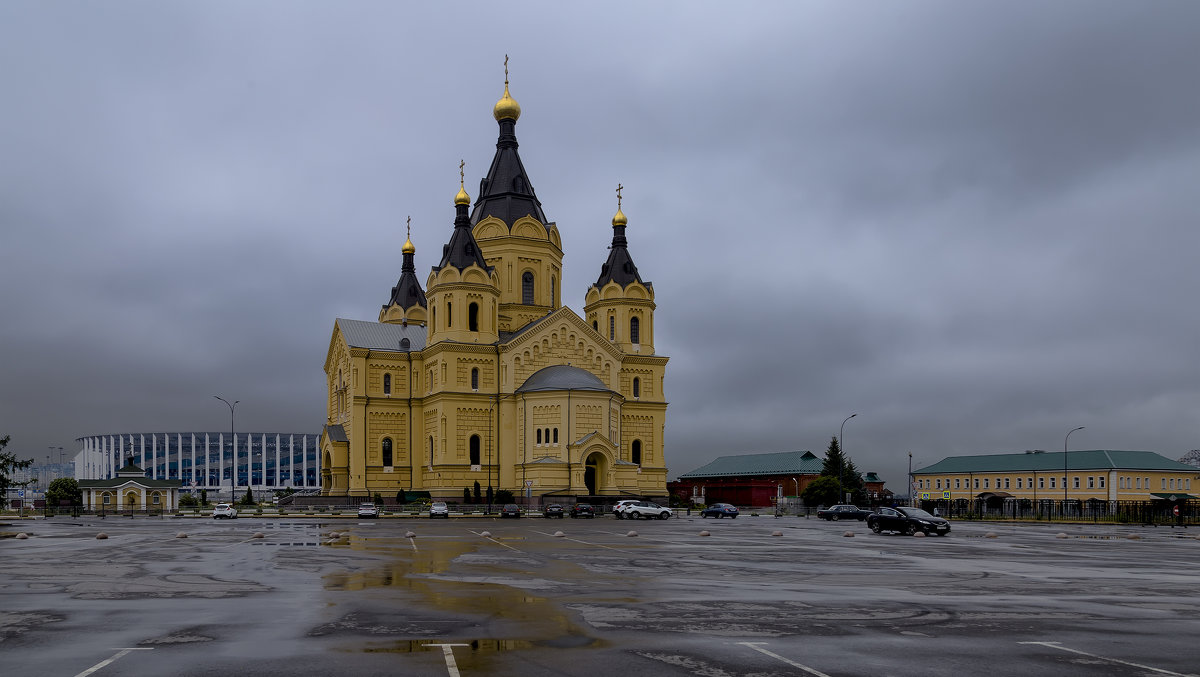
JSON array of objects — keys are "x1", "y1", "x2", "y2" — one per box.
[
  {"x1": 738, "y1": 642, "x2": 832, "y2": 677},
  {"x1": 1019, "y1": 641, "x2": 1198, "y2": 676},
  {"x1": 74, "y1": 648, "x2": 153, "y2": 677},
  {"x1": 425, "y1": 643, "x2": 470, "y2": 677},
  {"x1": 530, "y1": 530, "x2": 635, "y2": 553},
  {"x1": 467, "y1": 530, "x2": 522, "y2": 551}
]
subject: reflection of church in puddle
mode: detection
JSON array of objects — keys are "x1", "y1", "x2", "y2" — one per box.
[{"x1": 320, "y1": 66, "x2": 668, "y2": 503}]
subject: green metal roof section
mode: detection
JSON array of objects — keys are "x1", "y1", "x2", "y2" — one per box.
[
  {"x1": 678, "y1": 451, "x2": 822, "y2": 479},
  {"x1": 914, "y1": 450, "x2": 1197, "y2": 474}
]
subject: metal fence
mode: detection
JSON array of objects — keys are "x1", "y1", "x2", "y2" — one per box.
[{"x1": 916, "y1": 498, "x2": 1197, "y2": 525}]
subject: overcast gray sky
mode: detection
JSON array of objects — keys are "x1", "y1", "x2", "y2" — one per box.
[{"x1": 3, "y1": 1, "x2": 1199, "y2": 490}]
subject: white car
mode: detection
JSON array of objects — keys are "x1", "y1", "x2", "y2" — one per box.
[
  {"x1": 357, "y1": 503, "x2": 379, "y2": 518},
  {"x1": 212, "y1": 503, "x2": 237, "y2": 519},
  {"x1": 612, "y1": 499, "x2": 641, "y2": 520},
  {"x1": 429, "y1": 501, "x2": 449, "y2": 518},
  {"x1": 622, "y1": 500, "x2": 672, "y2": 520}
]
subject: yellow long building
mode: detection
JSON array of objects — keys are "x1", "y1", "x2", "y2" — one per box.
[
  {"x1": 318, "y1": 74, "x2": 668, "y2": 502},
  {"x1": 912, "y1": 450, "x2": 1198, "y2": 502}
]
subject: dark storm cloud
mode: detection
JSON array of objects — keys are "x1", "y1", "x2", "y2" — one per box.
[{"x1": 2, "y1": 2, "x2": 1198, "y2": 488}]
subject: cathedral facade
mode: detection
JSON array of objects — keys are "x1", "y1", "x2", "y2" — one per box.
[{"x1": 319, "y1": 76, "x2": 668, "y2": 503}]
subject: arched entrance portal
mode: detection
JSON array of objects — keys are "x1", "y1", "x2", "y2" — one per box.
[{"x1": 583, "y1": 452, "x2": 607, "y2": 495}]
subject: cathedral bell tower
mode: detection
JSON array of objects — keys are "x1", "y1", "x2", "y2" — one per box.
[
  {"x1": 469, "y1": 60, "x2": 564, "y2": 332},
  {"x1": 584, "y1": 185, "x2": 656, "y2": 354},
  {"x1": 379, "y1": 218, "x2": 428, "y2": 326},
  {"x1": 426, "y1": 166, "x2": 501, "y2": 345}
]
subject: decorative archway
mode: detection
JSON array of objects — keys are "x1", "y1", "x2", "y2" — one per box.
[{"x1": 124, "y1": 490, "x2": 139, "y2": 510}]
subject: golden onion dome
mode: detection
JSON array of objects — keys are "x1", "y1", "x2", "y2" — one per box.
[
  {"x1": 612, "y1": 207, "x2": 627, "y2": 227},
  {"x1": 402, "y1": 236, "x2": 416, "y2": 255},
  {"x1": 455, "y1": 182, "x2": 471, "y2": 205},
  {"x1": 493, "y1": 82, "x2": 522, "y2": 121}
]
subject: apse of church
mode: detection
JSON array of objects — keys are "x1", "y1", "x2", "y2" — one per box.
[{"x1": 319, "y1": 66, "x2": 668, "y2": 503}]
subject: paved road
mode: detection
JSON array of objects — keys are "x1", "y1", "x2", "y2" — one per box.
[{"x1": 2, "y1": 515, "x2": 1198, "y2": 676}]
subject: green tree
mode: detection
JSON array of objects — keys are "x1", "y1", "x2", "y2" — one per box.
[
  {"x1": 180, "y1": 493, "x2": 199, "y2": 508},
  {"x1": 463, "y1": 487, "x2": 471, "y2": 504},
  {"x1": 241, "y1": 488, "x2": 255, "y2": 505},
  {"x1": 0, "y1": 435, "x2": 33, "y2": 500},
  {"x1": 200, "y1": 489, "x2": 209, "y2": 506},
  {"x1": 495, "y1": 489, "x2": 514, "y2": 504},
  {"x1": 819, "y1": 436, "x2": 865, "y2": 502},
  {"x1": 473, "y1": 481, "x2": 481, "y2": 503},
  {"x1": 373, "y1": 492, "x2": 383, "y2": 505},
  {"x1": 46, "y1": 477, "x2": 82, "y2": 506},
  {"x1": 801, "y1": 476, "x2": 841, "y2": 506}
]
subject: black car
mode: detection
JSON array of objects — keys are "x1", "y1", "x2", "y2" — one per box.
[
  {"x1": 543, "y1": 504, "x2": 565, "y2": 518},
  {"x1": 867, "y1": 506, "x2": 951, "y2": 536},
  {"x1": 570, "y1": 503, "x2": 595, "y2": 518},
  {"x1": 699, "y1": 503, "x2": 739, "y2": 518},
  {"x1": 500, "y1": 503, "x2": 521, "y2": 518},
  {"x1": 816, "y1": 504, "x2": 872, "y2": 521}
]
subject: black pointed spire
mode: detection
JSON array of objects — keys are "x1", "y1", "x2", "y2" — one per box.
[
  {"x1": 595, "y1": 185, "x2": 644, "y2": 287},
  {"x1": 385, "y1": 218, "x2": 426, "y2": 310},
  {"x1": 470, "y1": 72, "x2": 548, "y2": 228},
  {"x1": 437, "y1": 164, "x2": 493, "y2": 272}
]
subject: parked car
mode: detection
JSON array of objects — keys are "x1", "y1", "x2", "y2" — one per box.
[
  {"x1": 500, "y1": 503, "x2": 521, "y2": 518},
  {"x1": 867, "y1": 506, "x2": 951, "y2": 536},
  {"x1": 816, "y1": 504, "x2": 873, "y2": 521},
  {"x1": 570, "y1": 503, "x2": 595, "y2": 518},
  {"x1": 612, "y1": 499, "x2": 641, "y2": 519},
  {"x1": 543, "y1": 504, "x2": 565, "y2": 518},
  {"x1": 212, "y1": 503, "x2": 237, "y2": 519},
  {"x1": 623, "y1": 500, "x2": 672, "y2": 520},
  {"x1": 699, "y1": 503, "x2": 739, "y2": 518},
  {"x1": 429, "y1": 501, "x2": 450, "y2": 518},
  {"x1": 357, "y1": 503, "x2": 379, "y2": 518}
]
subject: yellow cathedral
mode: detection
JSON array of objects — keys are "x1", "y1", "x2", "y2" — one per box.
[{"x1": 319, "y1": 74, "x2": 668, "y2": 504}]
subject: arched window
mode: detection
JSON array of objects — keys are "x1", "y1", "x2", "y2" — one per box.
[
  {"x1": 383, "y1": 373, "x2": 391, "y2": 395},
  {"x1": 632, "y1": 440, "x2": 642, "y2": 465},
  {"x1": 592, "y1": 320, "x2": 598, "y2": 332},
  {"x1": 469, "y1": 435, "x2": 481, "y2": 465},
  {"x1": 446, "y1": 301, "x2": 452, "y2": 327},
  {"x1": 382, "y1": 438, "x2": 393, "y2": 467},
  {"x1": 550, "y1": 276, "x2": 556, "y2": 305},
  {"x1": 632, "y1": 377, "x2": 640, "y2": 399},
  {"x1": 536, "y1": 429, "x2": 542, "y2": 445},
  {"x1": 544, "y1": 428, "x2": 550, "y2": 445},
  {"x1": 471, "y1": 368, "x2": 479, "y2": 390},
  {"x1": 522, "y1": 271, "x2": 535, "y2": 304},
  {"x1": 432, "y1": 306, "x2": 436, "y2": 329},
  {"x1": 553, "y1": 428, "x2": 558, "y2": 444},
  {"x1": 468, "y1": 302, "x2": 479, "y2": 332},
  {"x1": 630, "y1": 316, "x2": 640, "y2": 344},
  {"x1": 429, "y1": 436, "x2": 435, "y2": 467},
  {"x1": 609, "y1": 316, "x2": 615, "y2": 340}
]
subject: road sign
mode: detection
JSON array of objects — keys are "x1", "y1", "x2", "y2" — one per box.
[
  {"x1": 18, "y1": 490, "x2": 24, "y2": 497},
  {"x1": 524, "y1": 480, "x2": 533, "y2": 487},
  {"x1": 1174, "y1": 505, "x2": 1181, "y2": 516}
]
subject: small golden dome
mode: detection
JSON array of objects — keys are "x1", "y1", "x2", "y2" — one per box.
[
  {"x1": 612, "y1": 207, "x2": 627, "y2": 227},
  {"x1": 402, "y1": 237, "x2": 415, "y2": 255},
  {"x1": 493, "y1": 82, "x2": 521, "y2": 121},
  {"x1": 455, "y1": 183, "x2": 470, "y2": 205}
]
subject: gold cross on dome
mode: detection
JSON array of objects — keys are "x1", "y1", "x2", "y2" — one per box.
[
  {"x1": 406, "y1": 215, "x2": 411, "y2": 239},
  {"x1": 616, "y1": 183, "x2": 623, "y2": 210},
  {"x1": 459, "y1": 159, "x2": 465, "y2": 185},
  {"x1": 504, "y1": 55, "x2": 509, "y2": 85}
]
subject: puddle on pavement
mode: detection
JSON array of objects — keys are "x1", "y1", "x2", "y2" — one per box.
[{"x1": 316, "y1": 531, "x2": 604, "y2": 656}]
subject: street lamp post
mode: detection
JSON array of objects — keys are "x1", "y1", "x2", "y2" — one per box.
[
  {"x1": 1064, "y1": 426, "x2": 1085, "y2": 512},
  {"x1": 214, "y1": 396, "x2": 239, "y2": 503},
  {"x1": 839, "y1": 413, "x2": 857, "y2": 503}
]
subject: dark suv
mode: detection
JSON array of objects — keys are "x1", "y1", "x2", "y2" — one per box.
[{"x1": 570, "y1": 503, "x2": 595, "y2": 518}]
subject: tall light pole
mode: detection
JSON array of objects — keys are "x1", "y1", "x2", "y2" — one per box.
[
  {"x1": 839, "y1": 413, "x2": 857, "y2": 503},
  {"x1": 1064, "y1": 426, "x2": 1084, "y2": 508},
  {"x1": 215, "y1": 396, "x2": 238, "y2": 502}
]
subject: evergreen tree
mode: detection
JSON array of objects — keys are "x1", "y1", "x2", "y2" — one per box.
[
  {"x1": 463, "y1": 487, "x2": 471, "y2": 504},
  {"x1": 820, "y1": 436, "x2": 866, "y2": 502},
  {"x1": 0, "y1": 435, "x2": 33, "y2": 499},
  {"x1": 241, "y1": 488, "x2": 255, "y2": 505},
  {"x1": 473, "y1": 481, "x2": 482, "y2": 503}
]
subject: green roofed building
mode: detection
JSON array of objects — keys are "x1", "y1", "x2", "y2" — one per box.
[
  {"x1": 78, "y1": 460, "x2": 182, "y2": 512},
  {"x1": 912, "y1": 450, "x2": 1199, "y2": 502},
  {"x1": 671, "y1": 451, "x2": 888, "y2": 506}
]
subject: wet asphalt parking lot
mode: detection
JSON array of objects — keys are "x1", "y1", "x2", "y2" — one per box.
[{"x1": 2, "y1": 514, "x2": 1199, "y2": 677}]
